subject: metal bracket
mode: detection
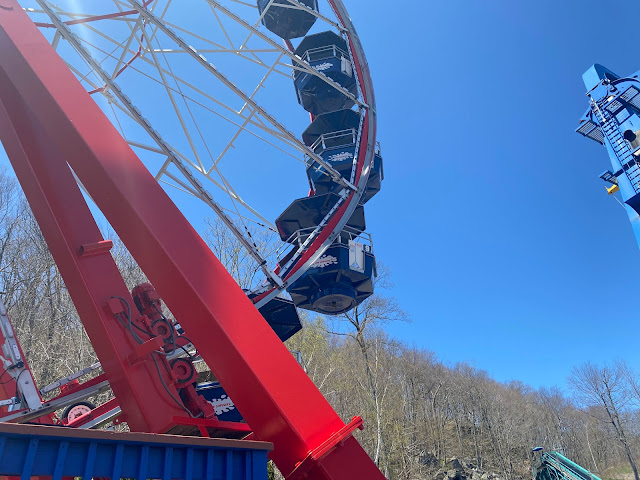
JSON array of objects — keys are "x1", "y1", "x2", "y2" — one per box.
[
  {"x1": 288, "y1": 416, "x2": 364, "y2": 479},
  {"x1": 79, "y1": 240, "x2": 113, "y2": 257},
  {"x1": 128, "y1": 337, "x2": 165, "y2": 366}
]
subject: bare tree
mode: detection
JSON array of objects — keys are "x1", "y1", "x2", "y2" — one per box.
[
  {"x1": 569, "y1": 362, "x2": 639, "y2": 480},
  {"x1": 326, "y1": 265, "x2": 409, "y2": 471},
  {"x1": 203, "y1": 217, "x2": 278, "y2": 290}
]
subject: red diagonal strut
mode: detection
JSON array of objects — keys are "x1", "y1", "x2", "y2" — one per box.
[
  {"x1": 0, "y1": 3, "x2": 384, "y2": 479},
  {"x1": 0, "y1": 59, "x2": 187, "y2": 434}
]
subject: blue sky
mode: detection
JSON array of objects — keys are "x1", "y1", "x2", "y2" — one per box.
[
  {"x1": 345, "y1": 0, "x2": 640, "y2": 390},
  {"x1": 3, "y1": 0, "x2": 640, "y2": 392}
]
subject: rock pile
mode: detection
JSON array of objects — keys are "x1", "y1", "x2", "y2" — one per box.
[{"x1": 433, "y1": 458, "x2": 507, "y2": 480}]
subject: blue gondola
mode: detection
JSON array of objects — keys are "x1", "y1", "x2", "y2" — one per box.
[
  {"x1": 286, "y1": 239, "x2": 376, "y2": 314},
  {"x1": 275, "y1": 192, "x2": 366, "y2": 242},
  {"x1": 274, "y1": 192, "x2": 375, "y2": 315},
  {"x1": 249, "y1": 293, "x2": 302, "y2": 342},
  {"x1": 196, "y1": 382, "x2": 244, "y2": 423},
  {"x1": 194, "y1": 296, "x2": 301, "y2": 426},
  {"x1": 178, "y1": 295, "x2": 301, "y2": 343},
  {"x1": 294, "y1": 31, "x2": 357, "y2": 115},
  {"x1": 257, "y1": 0, "x2": 318, "y2": 40},
  {"x1": 303, "y1": 109, "x2": 383, "y2": 204}
]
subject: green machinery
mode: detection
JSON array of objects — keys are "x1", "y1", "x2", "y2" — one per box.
[{"x1": 531, "y1": 448, "x2": 602, "y2": 480}]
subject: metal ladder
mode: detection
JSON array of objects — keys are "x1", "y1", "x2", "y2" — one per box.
[{"x1": 593, "y1": 97, "x2": 640, "y2": 194}]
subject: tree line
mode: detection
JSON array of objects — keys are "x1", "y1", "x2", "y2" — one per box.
[
  {"x1": 0, "y1": 168, "x2": 639, "y2": 480},
  {"x1": 288, "y1": 314, "x2": 640, "y2": 480}
]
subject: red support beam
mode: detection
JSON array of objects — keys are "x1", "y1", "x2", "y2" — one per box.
[
  {"x1": 0, "y1": 3, "x2": 384, "y2": 479},
  {"x1": 0, "y1": 53, "x2": 187, "y2": 433}
]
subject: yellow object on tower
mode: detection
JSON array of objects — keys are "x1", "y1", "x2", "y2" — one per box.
[{"x1": 607, "y1": 184, "x2": 620, "y2": 195}]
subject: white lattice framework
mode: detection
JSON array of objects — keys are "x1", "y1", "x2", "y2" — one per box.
[{"x1": 19, "y1": 0, "x2": 377, "y2": 308}]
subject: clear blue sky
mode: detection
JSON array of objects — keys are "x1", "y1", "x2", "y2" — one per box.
[
  {"x1": 350, "y1": 0, "x2": 640, "y2": 390},
  {"x1": 3, "y1": 1, "x2": 640, "y2": 392}
]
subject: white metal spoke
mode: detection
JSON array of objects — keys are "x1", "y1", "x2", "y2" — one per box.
[
  {"x1": 206, "y1": 0, "x2": 364, "y2": 109},
  {"x1": 158, "y1": 18, "x2": 276, "y2": 72},
  {"x1": 104, "y1": 68, "x2": 305, "y2": 165},
  {"x1": 51, "y1": 29, "x2": 61, "y2": 49},
  {"x1": 214, "y1": 53, "x2": 283, "y2": 166},
  {"x1": 33, "y1": 0, "x2": 285, "y2": 288},
  {"x1": 127, "y1": 0, "x2": 355, "y2": 190},
  {"x1": 24, "y1": 8, "x2": 135, "y2": 23},
  {"x1": 209, "y1": 3, "x2": 235, "y2": 50},
  {"x1": 67, "y1": 30, "x2": 303, "y2": 148},
  {"x1": 153, "y1": 48, "x2": 281, "y2": 54},
  {"x1": 108, "y1": 8, "x2": 144, "y2": 78},
  {"x1": 64, "y1": 16, "x2": 297, "y2": 149},
  {"x1": 228, "y1": 0, "x2": 258, "y2": 8},
  {"x1": 127, "y1": 140, "x2": 165, "y2": 155},
  {"x1": 111, "y1": 93, "x2": 280, "y2": 264},
  {"x1": 141, "y1": 27, "x2": 207, "y2": 172},
  {"x1": 139, "y1": 0, "x2": 173, "y2": 47},
  {"x1": 254, "y1": 0, "x2": 274, "y2": 27},
  {"x1": 160, "y1": 171, "x2": 200, "y2": 196},
  {"x1": 158, "y1": 178, "x2": 200, "y2": 197}
]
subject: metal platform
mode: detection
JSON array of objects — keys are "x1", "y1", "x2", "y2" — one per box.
[{"x1": 0, "y1": 423, "x2": 271, "y2": 480}]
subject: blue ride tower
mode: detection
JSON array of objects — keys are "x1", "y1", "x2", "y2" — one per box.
[{"x1": 577, "y1": 64, "x2": 640, "y2": 248}]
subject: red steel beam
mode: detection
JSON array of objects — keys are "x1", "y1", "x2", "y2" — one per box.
[
  {"x1": 0, "y1": 3, "x2": 384, "y2": 479},
  {"x1": 0, "y1": 43, "x2": 187, "y2": 432}
]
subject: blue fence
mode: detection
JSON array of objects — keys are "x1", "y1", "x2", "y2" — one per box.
[{"x1": 0, "y1": 422, "x2": 270, "y2": 480}]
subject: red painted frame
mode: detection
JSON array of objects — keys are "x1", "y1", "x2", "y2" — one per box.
[
  {"x1": 0, "y1": 38, "x2": 187, "y2": 434},
  {"x1": 0, "y1": 2, "x2": 384, "y2": 479}
]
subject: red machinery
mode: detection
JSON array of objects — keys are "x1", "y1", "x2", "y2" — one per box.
[{"x1": 0, "y1": 0, "x2": 384, "y2": 479}]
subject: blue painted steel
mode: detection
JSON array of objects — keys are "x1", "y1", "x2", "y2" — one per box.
[
  {"x1": 256, "y1": 0, "x2": 318, "y2": 40},
  {"x1": 286, "y1": 241, "x2": 376, "y2": 314},
  {"x1": 577, "y1": 64, "x2": 640, "y2": 248},
  {"x1": 294, "y1": 31, "x2": 357, "y2": 115},
  {"x1": 0, "y1": 423, "x2": 270, "y2": 480},
  {"x1": 582, "y1": 64, "x2": 619, "y2": 92},
  {"x1": 303, "y1": 109, "x2": 383, "y2": 204}
]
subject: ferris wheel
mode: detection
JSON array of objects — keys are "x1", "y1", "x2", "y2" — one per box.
[{"x1": 20, "y1": 0, "x2": 382, "y2": 320}]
